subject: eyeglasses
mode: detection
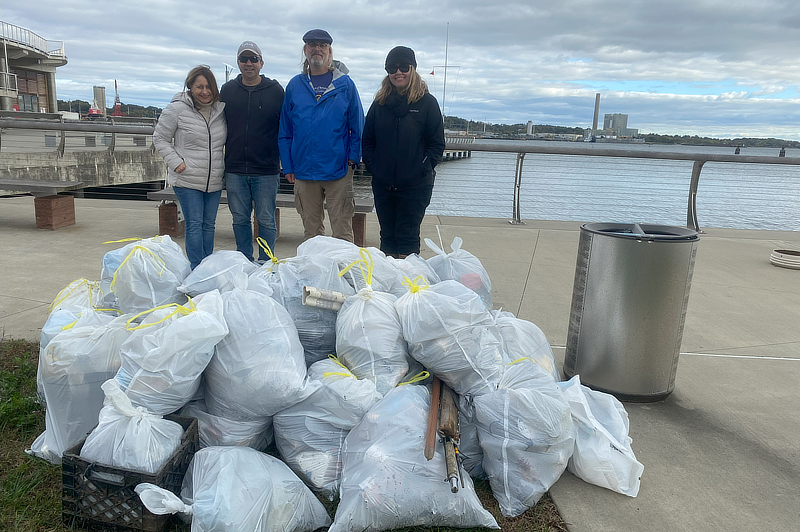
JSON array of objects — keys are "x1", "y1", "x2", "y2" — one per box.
[
  {"x1": 386, "y1": 64, "x2": 412, "y2": 74},
  {"x1": 238, "y1": 55, "x2": 261, "y2": 64},
  {"x1": 306, "y1": 42, "x2": 329, "y2": 50}
]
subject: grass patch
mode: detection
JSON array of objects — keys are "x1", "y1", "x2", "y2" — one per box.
[{"x1": 1, "y1": 339, "x2": 567, "y2": 531}]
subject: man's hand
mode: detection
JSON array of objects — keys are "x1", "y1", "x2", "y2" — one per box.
[
  {"x1": 285, "y1": 173, "x2": 295, "y2": 184},
  {"x1": 175, "y1": 162, "x2": 186, "y2": 174}
]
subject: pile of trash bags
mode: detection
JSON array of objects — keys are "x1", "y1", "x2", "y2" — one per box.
[{"x1": 29, "y1": 234, "x2": 643, "y2": 531}]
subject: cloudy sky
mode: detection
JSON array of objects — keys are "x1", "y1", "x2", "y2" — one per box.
[{"x1": 6, "y1": 0, "x2": 800, "y2": 139}]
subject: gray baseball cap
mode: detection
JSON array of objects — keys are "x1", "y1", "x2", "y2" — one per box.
[{"x1": 237, "y1": 41, "x2": 262, "y2": 57}]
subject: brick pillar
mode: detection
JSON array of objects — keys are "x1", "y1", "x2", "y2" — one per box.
[
  {"x1": 352, "y1": 212, "x2": 367, "y2": 247},
  {"x1": 34, "y1": 195, "x2": 76, "y2": 229},
  {"x1": 158, "y1": 202, "x2": 185, "y2": 237}
]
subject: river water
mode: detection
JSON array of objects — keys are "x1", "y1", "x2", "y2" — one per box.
[{"x1": 359, "y1": 140, "x2": 800, "y2": 232}]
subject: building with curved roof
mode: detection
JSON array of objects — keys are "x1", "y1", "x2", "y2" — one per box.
[{"x1": 1, "y1": 21, "x2": 67, "y2": 113}]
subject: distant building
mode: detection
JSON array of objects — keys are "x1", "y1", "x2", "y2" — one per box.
[
  {"x1": 603, "y1": 113, "x2": 638, "y2": 137},
  {"x1": 526, "y1": 121, "x2": 534, "y2": 135},
  {"x1": 1, "y1": 21, "x2": 68, "y2": 113}
]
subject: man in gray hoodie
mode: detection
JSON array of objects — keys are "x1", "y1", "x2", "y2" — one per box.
[{"x1": 220, "y1": 41, "x2": 285, "y2": 261}]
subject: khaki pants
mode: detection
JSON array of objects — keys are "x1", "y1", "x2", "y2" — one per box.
[{"x1": 293, "y1": 168, "x2": 355, "y2": 243}]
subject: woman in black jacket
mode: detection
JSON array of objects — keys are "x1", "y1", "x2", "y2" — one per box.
[{"x1": 362, "y1": 46, "x2": 445, "y2": 258}]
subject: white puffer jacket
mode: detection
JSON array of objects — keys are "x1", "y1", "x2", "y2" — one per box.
[{"x1": 153, "y1": 92, "x2": 226, "y2": 192}]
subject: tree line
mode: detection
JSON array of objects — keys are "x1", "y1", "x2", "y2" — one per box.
[{"x1": 57, "y1": 99, "x2": 161, "y2": 118}]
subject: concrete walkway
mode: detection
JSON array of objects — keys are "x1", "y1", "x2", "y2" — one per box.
[{"x1": 1, "y1": 196, "x2": 799, "y2": 532}]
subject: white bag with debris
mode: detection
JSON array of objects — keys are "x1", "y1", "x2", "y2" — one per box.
[
  {"x1": 425, "y1": 237, "x2": 492, "y2": 308},
  {"x1": 80, "y1": 380, "x2": 183, "y2": 474},
  {"x1": 473, "y1": 358, "x2": 576, "y2": 517},
  {"x1": 108, "y1": 236, "x2": 191, "y2": 314},
  {"x1": 273, "y1": 357, "x2": 382, "y2": 499},
  {"x1": 180, "y1": 401, "x2": 272, "y2": 451},
  {"x1": 115, "y1": 290, "x2": 228, "y2": 415},
  {"x1": 297, "y1": 235, "x2": 406, "y2": 296},
  {"x1": 204, "y1": 282, "x2": 310, "y2": 420},
  {"x1": 335, "y1": 253, "x2": 409, "y2": 395},
  {"x1": 395, "y1": 279, "x2": 504, "y2": 396},
  {"x1": 494, "y1": 310, "x2": 561, "y2": 381},
  {"x1": 457, "y1": 395, "x2": 485, "y2": 478},
  {"x1": 135, "y1": 446, "x2": 331, "y2": 532},
  {"x1": 178, "y1": 250, "x2": 258, "y2": 296},
  {"x1": 391, "y1": 253, "x2": 441, "y2": 285},
  {"x1": 252, "y1": 253, "x2": 354, "y2": 366},
  {"x1": 331, "y1": 384, "x2": 499, "y2": 532},
  {"x1": 47, "y1": 278, "x2": 105, "y2": 315},
  {"x1": 558, "y1": 375, "x2": 644, "y2": 496},
  {"x1": 28, "y1": 314, "x2": 130, "y2": 464},
  {"x1": 40, "y1": 307, "x2": 117, "y2": 351}
]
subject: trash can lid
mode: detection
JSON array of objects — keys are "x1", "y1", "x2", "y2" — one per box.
[{"x1": 582, "y1": 223, "x2": 699, "y2": 242}]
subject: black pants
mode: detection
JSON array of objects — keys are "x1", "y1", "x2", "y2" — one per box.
[{"x1": 372, "y1": 183, "x2": 434, "y2": 256}]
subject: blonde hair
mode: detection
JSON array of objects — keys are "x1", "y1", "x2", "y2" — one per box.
[
  {"x1": 301, "y1": 44, "x2": 334, "y2": 75},
  {"x1": 374, "y1": 66, "x2": 428, "y2": 105}
]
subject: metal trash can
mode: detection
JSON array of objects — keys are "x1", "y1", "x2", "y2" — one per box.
[{"x1": 563, "y1": 223, "x2": 699, "y2": 402}]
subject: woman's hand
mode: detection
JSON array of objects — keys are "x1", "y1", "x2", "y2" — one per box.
[{"x1": 175, "y1": 162, "x2": 186, "y2": 173}]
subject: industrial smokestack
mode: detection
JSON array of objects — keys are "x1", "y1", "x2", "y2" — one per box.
[{"x1": 591, "y1": 93, "x2": 600, "y2": 136}]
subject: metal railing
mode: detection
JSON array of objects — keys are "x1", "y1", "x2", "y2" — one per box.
[
  {"x1": 1, "y1": 21, "x2": 66, "y2": 57},
  {"x1": 1, "y1": 116, "x2": 798, "y2": 232},
  {"x1": 0, "y1": 71, "x2": 18, "y2": 92},
  {"x1": 0, "y1": 117, "x2": 156, "y2": 156},
  {"x1": 447, "y1": 141, "x2": 800, "y2": 232}
]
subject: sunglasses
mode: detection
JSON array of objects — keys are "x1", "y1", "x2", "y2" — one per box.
[
  {"x1": 386, "y1": 64, "x2": 412, "y2": 74},
  {"x1": 238, "y1": 55, "x2": 261, "y2": 64},
  {"x1": 306, "y1": 42, "x2": 330, "y2": 50}
]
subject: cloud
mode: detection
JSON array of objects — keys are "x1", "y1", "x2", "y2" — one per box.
[{"x1": 5, "y1": 0, "x2": 800, "y2": 139}]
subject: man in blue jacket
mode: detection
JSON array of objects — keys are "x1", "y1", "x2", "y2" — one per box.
[
  {"x1": 220, "y1": 40, "x2": 285, "y2": 261},
  {"x1": 278, "y1": 29, "x2": 364, "y2": 243}
]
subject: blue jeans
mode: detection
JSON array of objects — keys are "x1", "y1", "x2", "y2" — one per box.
[
  {"x1": 172, "y1": 186, "x2": 222, "y2": 269},
  {"x1": 225, "y1": 172, "x2": 279, "y2": 261}
]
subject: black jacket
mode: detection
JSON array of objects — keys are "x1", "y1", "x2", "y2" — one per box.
[
  {"x1": 362, "y1": 91, "x2": 445, "y2": 190},
  {"x1": 220, "y1": 74, "x2": 284, "y2": 175}
]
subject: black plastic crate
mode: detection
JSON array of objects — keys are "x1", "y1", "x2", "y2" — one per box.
[{"x1": 62, "y1": 414, "x2": 198, "y2": 531}]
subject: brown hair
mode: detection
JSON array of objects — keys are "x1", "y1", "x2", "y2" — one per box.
[
  {"x1": 374, "y1": 66, "x2": 428, "y2": 105},
  {"x1": 185, "y1": 65, "x2": 220, "y2": 106}
]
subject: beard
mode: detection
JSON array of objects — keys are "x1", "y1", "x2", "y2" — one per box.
[{"x1": 308, "y1": 55, "x2": 326, "y2": 69}]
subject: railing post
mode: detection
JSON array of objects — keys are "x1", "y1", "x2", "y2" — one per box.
[
  {"x1": 108, "y1": 118, "x2": 116, "y2": 154},
  {"x1": 510, "y1": 152, "x2": 526, "y2": 225},
  {"x1": 57, "y1": 115, "x2": 66, "y2": 157},
  {"x1": 687, "y1": 160, "x2": 705, "y2": 232}
]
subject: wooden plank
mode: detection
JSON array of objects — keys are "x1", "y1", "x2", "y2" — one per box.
[
  {"x1": 148, "y1": 189, "x2": 374, "y2": 213},
  {"x1": 0, "y1": 179, "x2": 83, "y2": 194}
]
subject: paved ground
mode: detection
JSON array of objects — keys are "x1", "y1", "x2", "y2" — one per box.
[{"x1": 2, "y1": 196, "x2": 799, "y2": 532}]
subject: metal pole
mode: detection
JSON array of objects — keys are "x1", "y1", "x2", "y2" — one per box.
[
  {"x1": 442, "y1": 22, "x2": 449, "y2": 118},
  {"x1": 510, "y1": 152, "x2": 526, "y2": 225},
  {"x1": 687, "y1": 160, "x2": 705, "y2": 232}
]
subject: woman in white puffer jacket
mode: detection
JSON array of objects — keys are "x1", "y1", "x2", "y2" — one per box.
[{"x1": 154, "y1": 65, "x2": 226, "y2": 269}]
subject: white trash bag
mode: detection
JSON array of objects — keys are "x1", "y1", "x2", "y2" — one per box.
[
  {"x1": 473, "y1": 358, "x2": 576, "y2": 517},
  {"x1": 331, "y1": 384, "x2": 499, "y2": 532},
  {"x1": 28, "y1": 314, "x2": 130, "y2": 464},
  {"x1": 178, "y1": 250, "x2": 258, "y2": 296},
  {"x1": 335, "y1": 252, "x2": 408, "y2": 395},
  {"x1": 457, "y1": 395, "x2": 485, "y2": 479},
  {"x1": 115, "y1": 290, "x2": 228, "y2": 415},
  {"x1": 204, "y1": 282, "x2": 310, "y2": 420},
  {"x1": 136, "y1": 446, "x2": 331, "y2": 532},
  {"x1": 108, "y1": 236, "x2": 191, "y2": 314},
  {"x1": 395, "y1": 279, "x2": 504, "y2": 397},
  {"x1": 297, "y1": 235, "x2": 406, "y2": 296},
  {"x1": 180, "y1": 400, "x2": 272, "y2": 451},
  {"x1": 273, "y1": 357, "x2": 382, "y2": 499},
  {"x1": 425, "y1": 237, "x2": 492, "y2": 308},
  {"x1": 80, "y1": 380, "x2": 183, "y2": 474},
  {"x1": 252, "y1": 253, "x2": 354, "y2": 367},
  {"x1": 494, "y1": 310, "x2": 561, "y2": 381},
  {"x1": 391, "y1": 253, "x2": 441, "y2": 285},
  {"x1": 558, "y1": 375, "x2": 644, "y2": 496},
  {"x1": 46, "y1": 278, "x2": 105, "y2": 316}
]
